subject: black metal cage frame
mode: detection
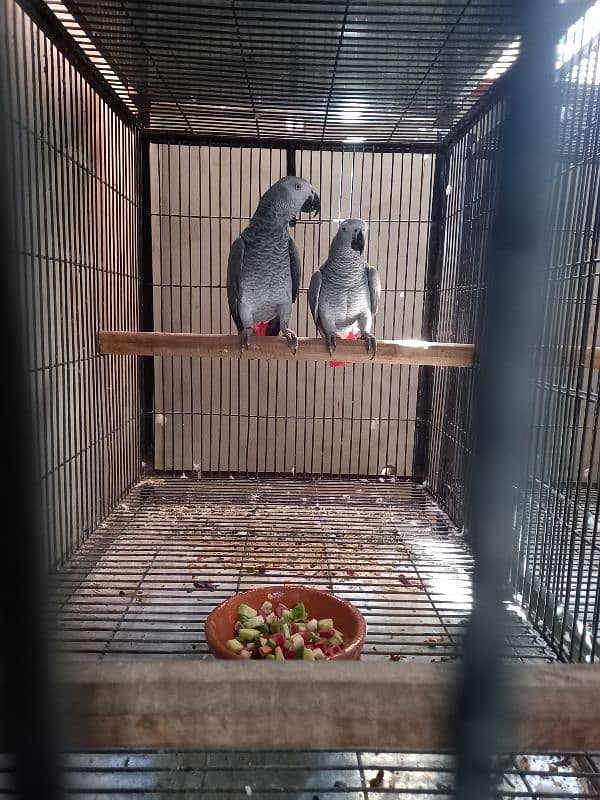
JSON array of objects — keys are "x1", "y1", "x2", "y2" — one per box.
[
  {"x1": 3, "y1": 5, "x2": 600, "y2": 795},
  {"x1": 3, "y1": 0, "x2": 599, "y2": 663}
]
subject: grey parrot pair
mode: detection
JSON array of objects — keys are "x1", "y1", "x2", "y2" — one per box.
[{"x1": 227, "y1": 176, "x2": 381, "y2": 359}]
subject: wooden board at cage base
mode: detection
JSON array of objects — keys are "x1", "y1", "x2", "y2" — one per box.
[
  {"x1": 62, "y1": 660, "x2": 600, "y2": 751},
  {"x1": 99, "y1": 331, "x2": 474, "y2": 367}
]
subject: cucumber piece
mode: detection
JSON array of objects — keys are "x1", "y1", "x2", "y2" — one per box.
[
  {"x1": 237, "y1": 604, "x2": 258, "y2": 619},
  {"x1": 303, "y1": 647, "x2": 315, "y2": 661},
  {"x1": 295, "y1": 623, "x2": 307, "y2": 632},
  {"x1": 267, "y1": 639, "x2": 277, "y2": 649},
  {"x1": 309, "y1": 633, "x2": 320, "y2": 643},
  {"x1": 313, "y1": 648, "x2": 326, "y2": 660},
  {"x1": 226, "y1": 639, "x2": 244, "y2": 654},
  {"x1": 307, "y1": 619, "x2": 318, "y2": 633},
  {"x1": 295, "y1": 644, "x2": 305, "y2": 660},
  {"x1": 265, "y1": 654, "x2": 275, "y2": 660},
  {"x1": 274, "y1": 646, "x2": 284, "y2": 662},
  {"x1": 290, "y1": 633, "x2": 304, "y2": 650},
  {"x1": 245, "y1": 615, "x2": 264, "y2": 628},
  {"x1": 265, "y1": 612, "x2": 276, "y2": 624},
  {"x1": 260, "y1": 601, "x2": 273, "y2": 614},
  {"x1": 282, "y1": 623, "x2": 291, "y2": 639},
  {"x1": 238, "y1": 628, "x2": 261, "y2": 641},
  {"x1": 318, "y1": 618, "x2": 333, "y2": 631},
  {"x1": 331, "y1": 630, "x2": 344, "y2": 646},
  {"x1": 259, "y1": 637, "x2": 268, "y2": 647},
  {"x1": 239, "y1": 649, "x2": 252, "y2": 659},
  {"x1": 291, "y1": 602, "x2": 307, "y2": 622}
]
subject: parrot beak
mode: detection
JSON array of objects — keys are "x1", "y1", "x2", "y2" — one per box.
[
  {"x1": 351, "y1": 229, "x2": 365, "y2": 254},
  {"x1": 301, "y1": 191, "x2": 320, "y2": 218}
]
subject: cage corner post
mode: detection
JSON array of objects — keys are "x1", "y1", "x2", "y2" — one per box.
[
  {"x1": 413, "y1": 147, "x2": 449, "y2": 483},
  {"x1": 139, "y1": 130, "x2": 155, "y2": 474}
]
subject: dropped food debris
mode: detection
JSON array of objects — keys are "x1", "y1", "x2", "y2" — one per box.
[
  {"x1": 549, "y1": 763, "x2": 558, "y2": 773},
  {"x1": 518, "y1": 756, "x2": 530, "y2": 771},
  {"x1": 369, "y1": 770, "x2": 385, "y2": 788},
  {"x1": 244, "y1": 786, "x2": 252, "y2": 796},
  {"x1": 193, "y1": 580, "x2": 219, "y2": 591},
  {"x1": 554, "y1": 756, "x2": 574, "y2": 768},
  {"x1": 119, "y1": 590, "x2": 125, "y2": 597},
  {"x1": 425, "y1": 636, "x2": 442, "y2": 646},
  {"x1": 389, "y1": 654, "x2": 406, "y2": 661},
  {"x1": 333, "y1": 781, "x2": 347, "y2": 789}
]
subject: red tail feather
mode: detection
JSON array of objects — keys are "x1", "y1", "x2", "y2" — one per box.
[
  {"x1": 329, "y1": 331, "x2": 358, "y2": 367},
  {"x1": 253, "y1": 322, "x2": 269, "y2": 336}
]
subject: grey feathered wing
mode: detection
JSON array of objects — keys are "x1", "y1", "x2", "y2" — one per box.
[
  {"x1": 289, "y1": 236, "x2": 302, "y2": 303},
  {"x1": 367, "y1": 265, "x2": 381, "y2": 315},
  {"x1": 227, "y1": 235, "x2": 245, "y2": 333},
  {"x1": 308, "y1": 270, "x2": 322, "y2": 331}
]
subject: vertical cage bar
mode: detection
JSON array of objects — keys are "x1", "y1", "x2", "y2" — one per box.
[
  {"x1": 414, "y1": 151, "x2": 448, "y2": 481},
  {"x1": 455, "y1": 2, "x2": 557, "y2": 796},
  {"x1": 140, "y1": 134, "x2": 154, "y2": 471}
]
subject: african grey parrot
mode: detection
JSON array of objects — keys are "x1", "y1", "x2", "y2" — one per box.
[
  {"x1": 308, "y1": 218, "x2": 381, "y2": 359},
  {"x1": 227, "y1": 176, "x2": 320, "y2": 353}
]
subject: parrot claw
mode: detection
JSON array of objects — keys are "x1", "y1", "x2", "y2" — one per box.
[
  {"x1": 362, "y1": 332, "x2": 377, "y2": 360},
  {"x1": 282, "y1": 328, "x2": 298, "y2": 354},
  {"x1": 240, "y1": 330, "x2": 252, "y2": 354},
  {"x1": 326, "y1": 334, "x2": 337, "y2": 356}
]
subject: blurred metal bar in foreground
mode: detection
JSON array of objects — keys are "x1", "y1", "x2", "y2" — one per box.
[
  {"x1": 455, "y1": 1, "x2": 559, "y2": 799},
  {"x1": 0, "y1": 55, "x2": 63, "y2": 800}
]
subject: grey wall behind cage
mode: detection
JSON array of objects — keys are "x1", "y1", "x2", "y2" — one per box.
[{"x1": 150, "y1": 144, "x2": 433, "y2": 475}]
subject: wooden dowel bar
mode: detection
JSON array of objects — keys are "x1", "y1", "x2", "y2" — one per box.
[
  {"x1": 62, "y1": 661, "x2": 600, "y2": 751},
  {"x1": 99, "y1": 331, "x2": 600, "y2": 369},
  {"x1": 99, "y1": 331, "x2": 475, "y2": 367}
]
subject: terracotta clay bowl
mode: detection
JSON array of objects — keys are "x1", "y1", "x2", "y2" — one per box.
[{"x1": 205, "y1": 584, "x2": 366, "y2": 661}]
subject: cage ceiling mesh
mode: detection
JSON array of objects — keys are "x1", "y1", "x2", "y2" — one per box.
[{"x1": 53, "y1": 0, "x2": 520, "y2": 143}]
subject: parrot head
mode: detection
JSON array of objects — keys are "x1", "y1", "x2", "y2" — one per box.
[
  {"x1": 333, "y1": 218, "x2": 368, "y2": 256},
  {"x1": 257, "y1": 176, "x2": 320, "y2": 221}
]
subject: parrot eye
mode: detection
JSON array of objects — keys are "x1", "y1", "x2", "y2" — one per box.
[
  {"x1": 295, "y1": 182, "x2": 301, "y2": 190},
  {"x1": 342, "y1": 226, "x2": 346, "y2": 231}
]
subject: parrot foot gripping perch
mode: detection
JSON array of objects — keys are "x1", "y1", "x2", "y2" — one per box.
[
  {"x1": 282, "y1": 328, "x2": 299, "y2": 354},
  {"x1": 362, "y1": 332, "x2": 377, "y2": 360}
]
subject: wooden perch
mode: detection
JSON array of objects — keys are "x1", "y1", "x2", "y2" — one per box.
[
  {"x1": 99, "y1": 332, "x2": 600, "y2": 369},
  {"x1": 64, "y1": 660, "x2": 600, "y2": 751},
  {"x1": 99, "y1": 331, "x2": 474, "y2": 367}
]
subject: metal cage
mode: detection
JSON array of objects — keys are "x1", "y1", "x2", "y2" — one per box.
[{"x1": 3, "y1": 0, "x2": 600, "y2": 797}]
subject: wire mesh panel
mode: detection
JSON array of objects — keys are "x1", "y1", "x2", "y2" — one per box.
[
  {"x1": 58, "y1": 0, "x2": 520, "y2": 144},
  {"x1": 514, "y1": 6, "x2": 600, "y2": 664},
  {"x1": 149, "y1": 143, "x2": 433, "y2": 476},
  {"x1": 425, "y1": 99, "x2": 505, "y2": 528},
  {"x1": 0, "y1": 0, "x2": 141, "y2": 570},
  {"x1": 51, "y1": 476, "x2": 553, "y2": 661},
  {"x1": 3, "y1": 748, "x2": 600, "y2": 798}
]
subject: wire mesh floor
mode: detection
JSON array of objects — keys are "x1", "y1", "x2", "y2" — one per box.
[
  {"x1": 2, "y1": 477, "x2": 590, "y2": 798},
  {"x1": 52, "y1": 476, "x2": 553, "y2": 662},
  {"x1": 2, "y1": 749, "x2": 600, "y2": 799}
]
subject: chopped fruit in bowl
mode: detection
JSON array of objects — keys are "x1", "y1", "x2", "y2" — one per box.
[{"x1": 205, "y1": 585, "x2": 366, "y2": 661}]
